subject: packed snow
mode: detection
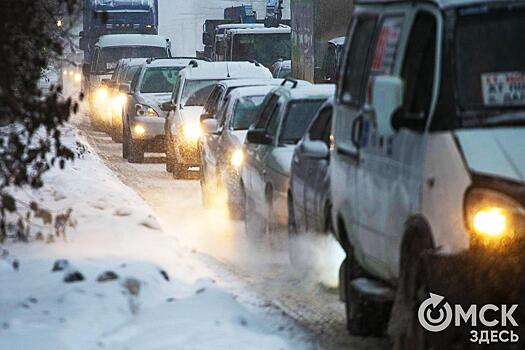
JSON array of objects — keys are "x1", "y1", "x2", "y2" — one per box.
[{"x1": 0, "y1": 124, "x2": 311, "y2": 350}]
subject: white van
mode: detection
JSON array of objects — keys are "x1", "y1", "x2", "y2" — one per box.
[{"x1": 331, "y1": 0, "x2": 525, "y2": 346}]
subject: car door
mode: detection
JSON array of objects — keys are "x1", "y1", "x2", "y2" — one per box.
[
  {"x1": 356, "y1": 8, "x2": 440, "y2": 279},
  {"x1": 252, "y1": 98, "x2": 283, "y2": 212},
  {"x1": 304, "y1": 106, "x2": 333, "y2": 232},
  {"x1": 332, "y1": 13, "x2": 379, "y2": 267},
  {"x1": 243, "y1": 93, "x2": 279, "y2": 197}
]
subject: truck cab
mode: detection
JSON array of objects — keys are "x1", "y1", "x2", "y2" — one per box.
[{"x1": 223, "y1": 25, "x2": 292, "y2": 69}]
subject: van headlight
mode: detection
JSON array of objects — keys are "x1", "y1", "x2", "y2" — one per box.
[
  {"x1": 464, "y1": 188, "x2": 525, "y2": 243},
  {"x1": 182, "y1": 123, "x2": 202, "y2": 141},
  {"x1": 95, "y1": 87, "x2": 109, "y2": 102},
  {"x1": 230, "y1": 149, "x2": 244, "y2": 168}
]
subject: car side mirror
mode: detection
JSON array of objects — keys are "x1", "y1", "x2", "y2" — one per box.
[
  {"x1": 202, "y1": 119, "x2": 219, "y2": 134},
  {"x1": 299, "y1": 140, "x2": 329, "y2": 159},
  {"x1": 246, "y1": 129, "x2": 272, "y2": 145},
  {"x1": 370, "y1": 75, "x2": 404, "y2": 136},
  {"x1": 119, "y1": 83, "x2": 131, "y2": 94},
  {"x1": 160, "y1": 101, "x2": 175, "y2": 112},
  {"x1": 82, "y1": 63, "x2": 91, "y2": 76},
  {"x1": 199, "y1": 112, "x2": 212, "y2": 122}
]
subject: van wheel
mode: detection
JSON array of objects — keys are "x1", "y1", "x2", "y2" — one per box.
[
  {"x1": 244, "y1": 195, "x2": 264, "y2": 237},
  {"x1": 391, "y1": 232, "x2": 433, "y2": 350},
  {"x1": 128, "y1": 138, "x2": 144, "y2": 163},
  {"x1": 344, "y1": 248, "x2": 374, "y2": 335}
]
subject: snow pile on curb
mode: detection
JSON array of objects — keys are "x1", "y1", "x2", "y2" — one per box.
[{"x1": 0, "y1": 125, "x2": 302, "y2": 350}]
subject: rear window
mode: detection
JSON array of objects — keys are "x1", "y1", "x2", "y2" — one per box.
[
  {"x1": 455, "y1": 7, "x2": 525, "y2": 109},
  {"x1": 280, "y1": 100, "x2": 325, "y2": 144}
]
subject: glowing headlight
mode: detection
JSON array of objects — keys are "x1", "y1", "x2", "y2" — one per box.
[
  {"x1": 95, "y1": 87, "x2": 109, "y2": 101},
  {"x1": 134, "y1": 124, "x2": 146, "y2": 136},
  {"x1": 74, "y1": 73, "x2": 82, "y2": 83},
  {"x1": 63, "y1": 70, "x2": 68, "y2": 76},
  {"x1": 231, "y1": 149, "x2": 244, "y2": 168},
  {"x1": 183, "y1": 123, "x2": 202, "y2": 140},
  {"x1": 68, "y1": 71, "x2": 74, "y2": 77},
  {"x1": 465, "y1": 188, "x2": 525, "y2": 242}
]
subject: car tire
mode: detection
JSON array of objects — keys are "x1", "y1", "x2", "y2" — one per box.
[
  {"x1": 287, "y1": 194, "x2": 305, "y2": 268},
  {"x1": 200, "y1": 170, "x2": 212, "y2": 208},
  {"x1": 172, "y1": 163, "x2": 189, "y2": 179},
  {"x1": 244, "y1": 194, "x2": 264, "y2": 237},
  {"x1": 391, "y1": 231, "x2": 433, "y2": 350},
  {"x1": 122, "y1": 126, "x2": 129, "y2": 159},
  {"x1": 128, "y1": 137, "x2": 144, "y2": 163}
]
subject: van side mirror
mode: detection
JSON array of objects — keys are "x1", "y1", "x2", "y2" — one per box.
[
  {"x1": 299, "y1": 140, "x2": 329, "y2": 159},
  {"x1": 160, "y1": 101, "x2": 175, "y2": 112},
  {"x1": 82, "y1": 63, "x2": 91, "y2": 76},
  {"x1": 370, "y1": 75, "x2": 404, "y2": 136},
  {"x1": 202, "y1": 119, "x2": 219, "y2": 134},
  {"x1": 119, "y1": 83, "x2": 131, "y2": 94},
  {"x1": 246, "y1": 129, "x2": 272, "y2": 145}
]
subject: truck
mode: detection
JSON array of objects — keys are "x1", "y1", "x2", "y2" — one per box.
[
  {"x1": 80, "y1": 0, "x2": 159, "y2": 66},
  {"x1": 221, "y1": 25, "x2": 291, "y2": 69}
]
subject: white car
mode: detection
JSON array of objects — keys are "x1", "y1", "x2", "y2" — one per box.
[
  {"x1": 331, "y1": 0, "x2": 525, "y2": 345},
  {"x1": 162, "y1": 61, "x2": 272, "y2": 179}
]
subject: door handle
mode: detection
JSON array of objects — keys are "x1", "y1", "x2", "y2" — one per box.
[{"x1": 337, "y1": 145, "x2": 360, "y2": 163}]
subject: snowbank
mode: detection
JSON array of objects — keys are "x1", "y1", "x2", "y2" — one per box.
[{"x1": 0, "y1": 124, "x2": 304, "y2": 350}]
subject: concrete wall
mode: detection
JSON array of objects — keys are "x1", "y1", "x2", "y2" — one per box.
[{"x1": 291, "y1": 0, "x2": 353, "y2": 82}]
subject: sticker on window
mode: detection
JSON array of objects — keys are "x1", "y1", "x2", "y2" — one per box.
[
  {"x1": 106, "y1": 62, "x2": 118, "y2": 70},
  {"x1": 481, "y1": 72, "x2": 525, "y2": 106},
  {"x1": 371, "y1": 17, "x2": 404, "y2": 75}
]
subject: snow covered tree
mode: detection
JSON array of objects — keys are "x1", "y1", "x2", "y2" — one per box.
[{"x1": 0, "y1": 0, "x2": 80, "y2": 242}]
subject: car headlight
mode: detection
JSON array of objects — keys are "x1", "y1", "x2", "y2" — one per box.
[
  {"x1": 135, "y1": 104, "x2": 158, "y2": 117},
  {"x1": 74, "y1": 73, "x2": 82, "y2": 83},
  {"x1": 464, "y1": 188, "x2": 525, "y2": 244},
  {"x1": 182, "y1": 123, "x2": 202, "y2": 141},
  {"x1": 112, "y1": 94, "x2": 127, "y2": 112},
  {"x1": 231, "y1": 149, "x2": 244, "y2": 168},
  {"x1": 95, "y1": 87, "x2": 109, "y2": 102}
]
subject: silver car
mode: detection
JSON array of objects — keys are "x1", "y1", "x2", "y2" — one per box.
[
  {"x1": 122, "y1": 58, "x2": 194, "y2": 163},
  {"x1": 200, "y1": 85, "x2": 276, "y2": 217}
]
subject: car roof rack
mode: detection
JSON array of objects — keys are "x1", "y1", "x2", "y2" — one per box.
[
  {"x1": 281, "y1": 78, "x2": 298, "y2": 88},
  {"x1": 146, "y1": 57, "x2": 210, "y2": 64}
]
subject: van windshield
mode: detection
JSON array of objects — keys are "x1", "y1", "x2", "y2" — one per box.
[
  {"x1": 140, "y1": 67, "x2": 182, "y2": 93},
  {"x1": 455, "y1": 7, "x2": 525, "y2": 114},
  {"x1": 181, "y1": 80, "x2": 219, "y2": 106},
  {"x1": 232, "y1": 95, "x2": 265, "y2": 130},
  {"x1": 95, "y1": 46, "x2": 167, "y2": 74}
]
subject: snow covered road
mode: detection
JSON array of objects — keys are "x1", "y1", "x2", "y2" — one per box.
[{"x1": 72, "y1": 111, "x2": 389, "y2": 350}]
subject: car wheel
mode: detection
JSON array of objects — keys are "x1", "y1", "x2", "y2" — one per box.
[
  {"x1": 172, "y1": 163, "x2": 189, "y2": 179},
  {"x1": 264, "y1": 189, "x2": 276, "y2": 235},
  {"x1": 200, "y1": 167, "x2": 212, "y2": 208},
  {"x1": 391, "y1": 232, "x2": 433, "y2": 350},
  {"x1": 244, "y1": 194, "x2": 264, "y2": 237},
  {"x1": 114, "y1": 122, "x2": 123, "y2": 143},
  {"x1": 128, "y1": 137, "x2": 144, "y2": 163},
  {"x1": 165, "y1": 137, "x2": 174, "y2": 172},
  {"x1": 287, "y1": 194, "x2": 305, "y2": 268},
  {"x1": 122, "y1": 125, "x2": 129, "y2": 159}
]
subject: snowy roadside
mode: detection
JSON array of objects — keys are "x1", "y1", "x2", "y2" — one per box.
[{"x1": 0, "y1": 123, "x2": 311, "y2": 350}]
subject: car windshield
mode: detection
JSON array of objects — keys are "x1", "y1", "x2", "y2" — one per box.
[
  {"x1": 455, "y1": 7, "x2": 525, "y2": 114},
  {"x1": 280, "y1": 100, "x2": 325, "y2": 144},
  {"x1": 181, "y1": 80, "x2": 219, "y2": 106},
  {"x1": 95, "y1": 46, "x2": 167, "y2": 74},
  {"x1": 231, "y1": 95, "x2": 265, "y2": 130},
  {"x1": 232, "y1": 33, "x2": 291, "y2": 68},
  {"x1": 140, "y1": 67, "x2": 182, "y2": 93}
]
